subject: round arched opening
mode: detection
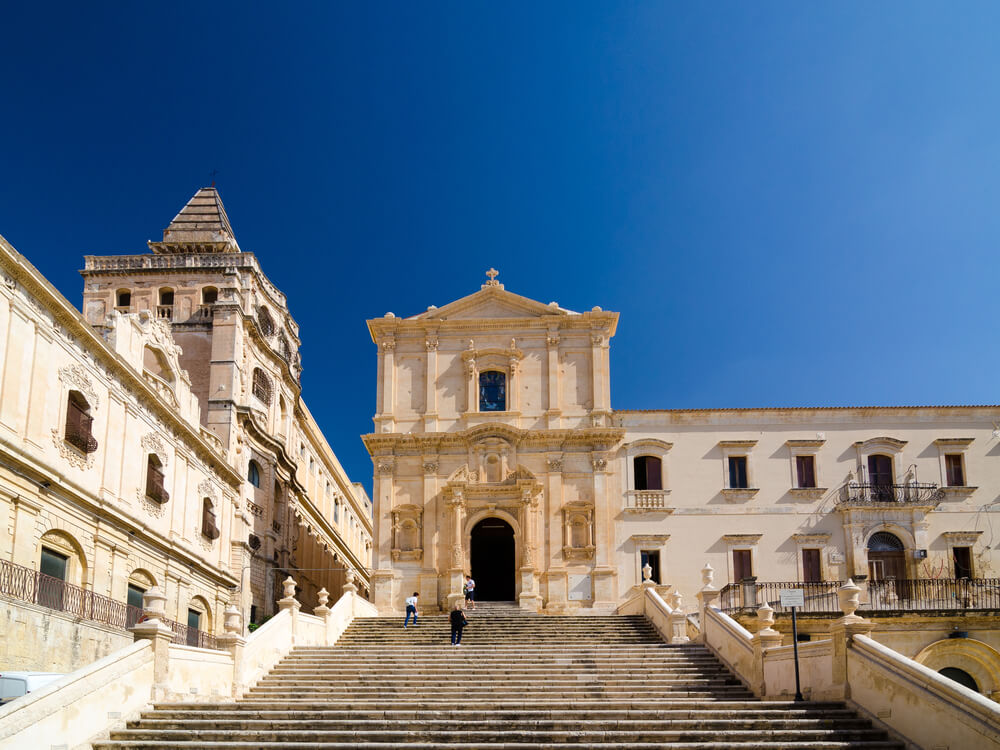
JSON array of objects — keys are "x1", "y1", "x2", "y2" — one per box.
[
  {"x1": 470, "y1": 518, "x2": 515, "y2": 601},
  {"x1": 940, "y1": 667, "x2": 979, "y2": 693}
]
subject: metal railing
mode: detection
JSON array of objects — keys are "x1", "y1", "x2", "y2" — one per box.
[
  {"x1": 838, "y1": 482, "x2": 944, "y2": 507},
  {"x1": 720, "y1": 580, "x2": 843, "y2": 614},
  {"x1": 0, "y1": 559, "x2": 217, "y2": 648},
  {"x1": 720, "y1": 577, "x2": 1000, "y2": 615}
]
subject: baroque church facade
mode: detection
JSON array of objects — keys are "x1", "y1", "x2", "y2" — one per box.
[
  {"x1": 0, "y1": 188, "x2": 370, "y2": 672},
  {"x1": 366, "y1": 272, "x2": 1000, "y2": 690}
]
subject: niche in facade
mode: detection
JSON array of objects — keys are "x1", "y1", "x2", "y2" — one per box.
[{"x1": 391, "y1": 504, "x2": 423, "y2": 562}]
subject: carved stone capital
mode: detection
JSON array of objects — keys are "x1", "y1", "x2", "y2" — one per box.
[
  {"x1": 377, "y1": 458, "x2": 395, "y2": 475},
  {"x1": 422, "y1": 460, "x2": 438, "y2": 475}
]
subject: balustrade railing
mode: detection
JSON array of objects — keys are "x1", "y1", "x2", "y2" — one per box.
[
  {"x1": 0, "y1": 559, "x2": 216, "y2": 647},
  {"x1": 720, "y1": 577, "x2": 1000, "y2": 615},
  {"x1": 624, "y1": 490, "x2": 669, "y2": 511}
]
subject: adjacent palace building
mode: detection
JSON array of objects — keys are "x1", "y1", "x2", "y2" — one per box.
[
  {"x1": 0, "y1": 188, "x2": 371, "y2": 672},
  {"x1": 366, "y1": 272, "x2": 1000, "y2": 696}
]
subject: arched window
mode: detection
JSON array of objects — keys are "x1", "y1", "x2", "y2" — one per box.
[
  {"x1": 634, "y1": 456, "x2": 663, "y2": 491},
  {"x1": 252, "y1": 368, "x2": 272, "y2": 404},
  {"x1": 868, "y1": 532, "x2": 904, "y2": 551},
  {"x1": 116, "y1": 289, "x2": 131, "y2": 308},
  {"x1": 279, "y1": 335, "x2": 291, "y2": 362},
  {"x1": 479, "y1": 371, "x2": 506, "y2": 412},
  {"x1": 159, "y1": 288, "x2": 174, "y2": 306},
  {"x1": 940, "y1": 667, "x2": 979, "y2": 692},
  {"x1": 145, "y1": 454, "x2": 169, "y2": 503},
  {"x1": 202, "y1": 287, "x2": 218, "y2": 304},
  {"x1": 65, "y1": 390, "x2": 98, "y2": 453},
  {"x1": 257, "y1": 307, "x2": 275, "y2": 336},
  {"x1": 201, "y1": 498, "x2": 220, "y2": 540},
  {"x1": 248, "y1": 460, "x2": 261, "y2": 488}
]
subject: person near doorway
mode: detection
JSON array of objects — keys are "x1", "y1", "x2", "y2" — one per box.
[
  {"x1": 450, "y1": 602, "x2": 468, "y2": 646},
  {"x1": 403, "y1": 592, "x2": 419, "y2": 628},
  {"x1": 464, "y1": 575, "x2": 476, "y2": 610}
]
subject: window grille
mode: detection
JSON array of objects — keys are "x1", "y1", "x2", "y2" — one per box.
[{"x1": 252, "y1": 369, "x2": 272, "y2": 404}]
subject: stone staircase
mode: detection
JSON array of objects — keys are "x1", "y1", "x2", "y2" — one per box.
[{"x1": 94, "y1": 609, "x2": 903, "y2": 748}]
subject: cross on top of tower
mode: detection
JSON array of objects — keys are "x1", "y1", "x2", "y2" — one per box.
[{"x1": 485, "y1": 267, "x2": 500, "y2": 287}]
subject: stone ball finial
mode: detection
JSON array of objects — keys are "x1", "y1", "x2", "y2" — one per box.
[
  {"x1": 384, "y1": 312, "x2": 395, "y2": 318},
  {"x1": 838, "y1": 578, "x2": 862, "y2": 619},
  {"x1": 282, "y1": 576, "x2": 297, "y2": 600}
]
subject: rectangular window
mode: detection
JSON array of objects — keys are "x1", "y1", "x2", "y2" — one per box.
[
  {"x1": 953, "y1": 546, "x2": 973, "y2": 579},
  {"x1": 634, "y1": 456, "x2": 663, "y2": 491},
  {"x1": 945, "y1": 454, "x2": 965, "y2": 487},
  {"x1": 127, "y1": 584, "x2": 145, "y2": 627},
  {"x1": 733, "y1": 549, "x2": 753, "y2": 582},
  {"x1": 802, "y1": 548, "x2": 822, "y2": 582},
  {"x1": 795, "y1": 455, "x2": 817, "y2": 488},
  {"x1": 187, "y1": 609, "x2": 201, "y2": 647},
  {"x1": 640, "y1": 550, "x2": 661, "y2": 584},
  {"x1": 728, "y1": 456, "x2": 748, "y2": 489}
]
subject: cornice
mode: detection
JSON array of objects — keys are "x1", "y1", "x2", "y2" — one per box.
[
  {"x1": 368, "y1": 313, "x2": 619, "y2": 344},
  {"x1": 362, "y1": 425, "x2": 626, "y2": 455}
]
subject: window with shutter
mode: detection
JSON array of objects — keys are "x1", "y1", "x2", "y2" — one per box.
[
  {"x1": 728, "y1": 457, "x2": 749, "y2": 489},
  {"x1": 802, "y1": 548, "x2": 822, "y2": 582},
  {"x1": 202, "y1": 498, "x2": 220, "y2": 540},
  {"x1": 733, "y1": 549, "x2": 753, "y2": 582},
  {"x1": 796, "y1": 455, "x2": 817, "y2": 488},
  {"x1": 634, "y1": 456, "x2": 663, "y2": 491},
  {"x1": 64, "y1": 391, "x2": 98, "y2": 453},
  {"x1": 945, "y1": 454, "x2": 965, "y2": 487},
  {"x1": 145, "y1": 455, "x2": 169, "y2": 503}
]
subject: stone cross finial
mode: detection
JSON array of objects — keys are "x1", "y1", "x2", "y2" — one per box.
[{"x1": 486, "y1": 268, "x2": 499, "y2": 282}]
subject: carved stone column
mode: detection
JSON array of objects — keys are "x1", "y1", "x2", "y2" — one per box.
[
  {"x1": 446, "y1": 492, "x2": 466, "y2": 610},
  {"x1": 591, "y1": 452, "x2": 616, "y2": 608},
  {"x1": 423, "y1": 336, "x2": 438, "y2": 432},
  {"x1": 380, "y1": 338, "x2": 395, "y2": 432},
  {"x1": 518, "y1": 487, "x2": 542, "y2": 611},
  {"x1": 545, "y1": 332, "x2": 560, "y2": 428}
]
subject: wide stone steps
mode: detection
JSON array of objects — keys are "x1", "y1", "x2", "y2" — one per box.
[{"x1": 93, "y1": 611, "x2": 903, "y2": 750}]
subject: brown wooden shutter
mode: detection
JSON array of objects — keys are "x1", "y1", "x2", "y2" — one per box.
[
  {"x1": 733, "y1": 549, "x2": 753, "y2": 581},
  {"x1": 802, "y1": 548, "x2": 821, "y2": 582}
]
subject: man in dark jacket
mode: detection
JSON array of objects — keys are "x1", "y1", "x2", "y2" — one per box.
[{"x1": 450, "y1": 603, "x2": 468, "y2": 646}]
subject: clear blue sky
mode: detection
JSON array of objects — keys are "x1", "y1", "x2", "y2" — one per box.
[{"x1": 2, "y1": 4, "x2": 998, "y2": 492}]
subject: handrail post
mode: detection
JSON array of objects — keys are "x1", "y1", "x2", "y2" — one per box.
[
  {"x1": 217, "y1": 604, "x2": 246, "y2": 698},
  {"x1": 829, "y1": 579, "x2": 873, "y2": 700},
  {"x1": 278, "y1": 576, "x2": 301, "y2": 644},
  {"x1": 130, "y1": 587, "x2": 175, "y2": 701},
  {"x1": 750, "y1": 603, "x2": 783, "y2": 697},
  {"x1": 695, "y1": 563, "x2": 719, "y2": 643}
]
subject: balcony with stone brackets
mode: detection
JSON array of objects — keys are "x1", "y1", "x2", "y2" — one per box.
[{"x1": 623, "y1": 489, "x2": 674, "y2": 514}]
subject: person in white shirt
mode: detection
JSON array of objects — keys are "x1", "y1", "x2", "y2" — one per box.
[
  {"x1": 404, "y1": 592, "x2": 419, "y2": 628},
  {"x1": 463, "y1": 575, "x2": 476, "y2": 610}
]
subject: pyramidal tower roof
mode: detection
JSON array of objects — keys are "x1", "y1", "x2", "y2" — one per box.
[{"x1": 148, "y1": 186, "x2": 240, "y2": 254}]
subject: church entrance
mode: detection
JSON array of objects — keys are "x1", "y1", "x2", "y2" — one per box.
[{"x1": 470, "y1": 518, "x2": 516, "y2": 601}]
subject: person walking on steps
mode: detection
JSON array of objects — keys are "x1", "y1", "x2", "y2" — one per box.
[
  {"x1": 463, "y1": 575, "x2": 476, "y2": 610},
  {"x1": 450, "y1": 602, "x2": 468, "y2": 646},
  {"x1": 403, "y1": 592, "x2": 419, "y2": 628}
]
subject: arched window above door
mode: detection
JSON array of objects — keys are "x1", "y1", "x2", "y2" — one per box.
[{"x1": 868, "y1": 531, "x2": 904, "y2": 551}]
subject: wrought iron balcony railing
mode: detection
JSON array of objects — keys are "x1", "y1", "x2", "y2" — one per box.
[
  {"x1": 720, "y1": 577, "x2": 1000, "y2": 615},
  {"x1": 838, "y1": 481, "x2": 944, "y2": 507},
  {"x1": 0, "y1": 559, "x2": 217, "y2": 648}
]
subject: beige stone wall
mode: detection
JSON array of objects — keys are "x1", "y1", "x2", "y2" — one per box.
[
  {"x1": 618, "y1": 408, "x2": 1000, "y2": 600},
  {"x1": 0, "y1": 596, "x2": 132, "y2": 672}
]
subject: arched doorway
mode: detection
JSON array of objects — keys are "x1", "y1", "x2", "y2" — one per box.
[
  {"x1": 470, "y1": 518, "x2": 516, "y2": 601},
  {"x1": 939, "y1": 667, "x2": 979, "y2": 693},
  {"x1": 868, "y1": 531, "x2": 908, "y2": 601}
]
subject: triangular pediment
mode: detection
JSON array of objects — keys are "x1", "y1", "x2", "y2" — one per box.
[{"x1": 410, "y1": 285, "x2": 576, "y2": 321}]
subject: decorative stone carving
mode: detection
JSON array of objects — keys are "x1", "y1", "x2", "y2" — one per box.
[
  {"x1": 425, "y1": 337, "x2": 439, "y2": 352},
  {"x1": 422, "y1": 461, "x2": 438, "y2": 475},
  {"x1": 58, "y1": 365, "x2": 99, "y2": 411},
  {"x1": 377, "y1": 459, "x2": 395, "y2": 475},
  {"x1": 51, "y1": 428, "x2": 96, "y2": 470},
  {"x1": 141, "y1": 432, "x2": 169, "y2": 467},
  {"x1": 381, "y1": 339, "x2": 395, "y2": 352},
  {"x1": 562, "y1": 504, "x2": 595, "y2": 560},
  {"x1": 391, "y1": 504, "x2": 423, "y2": 562},
  {"x1": 591, "y1": 456, "x2": 607, "y2": 472},
  {"x1": 546, "y1": 457, "x2": 563, "y2": 472}
]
